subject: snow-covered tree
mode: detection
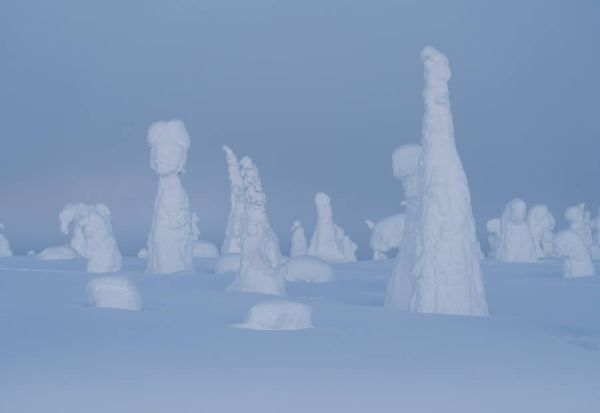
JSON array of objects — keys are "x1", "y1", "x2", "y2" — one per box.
[
  {"x1": 526, "y1": 205, "x2": 556, "y2": 258},
  {"x1": 497, "y1": 199, "x2": 538, "y2": 263},
  {"x1": 221, "y1": 145, "x2": 245, "y2": 255},
  {"x1": 290, "y1": 220, "x2": 308, "y2": 257},
  {"x1": 554, "y1": 229, "x2": 596, "y2": 278}
]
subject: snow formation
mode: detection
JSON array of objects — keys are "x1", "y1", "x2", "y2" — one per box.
[
  {"x1": 366, "y1": 214, "x2": 405, "y2": 260},
  {"x1": 590, "y1": 207, "x2": 600, "y2": 259},
  {"x1": 59, "y1": 203, "x2": 122, "y2": 273},
  {"x1": 385, "y1": 144, "x2": 423, "y2": 310},
  {"x1": 87, "y1": 276, "x2": 142, "y2": 311},
  {"x1": 214, "y1": 254, "x2": 241, "y2": 274},
  {"x1": 497, "y1": 199, "x2": 538, "y2": 263},
  {"x1": 565, "y1": 204, "x2": 593, "y2": 248},
  {"x1": 553, "y1": 230, "x2": 596, "y2": 278},
  {"x1": 137, "y1": 248, "x2": 148, "y2": 259},
  {"x1": 145, "y1": 120, "x2": 194, "y2": 275},
  {"x1": 221, "y1": 145, "x2": 244, "y2": 255},
  {"x1": 0, "y1": 223, "x2": 13, "y2": 257},
  {"x1": 290, "y1": 220, "x2": 308, "y2": 257},
  {"x1": 37, "y1": 245, "x2": 81, "y2": 260},
  {"x1": 238, "y1": 300, "x2": 313, "y2": 330},
  {"x1": 485, "y1": 218, "x2": 501, "y2": 259},
  {"x1": 285, "y1": 255, "x2": 333, "y2": 283},
  {"x1": 228, "y1": 157, "x2": 286, "y2": 296},
  {"x1": 191, "y1": 213, "x2": 219, "y2": 258},
  {"x1": 526, "y1": 205, "x2": 556, "y2": 258},
  {"x1": 308, "y1": 192, "x2": 357, "y2": 263}
]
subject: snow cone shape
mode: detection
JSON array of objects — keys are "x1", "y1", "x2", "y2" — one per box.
[
  {"x1": 290, "y1": 221, "x2": 308, "y2": 258},
  {"x1": 221, "y1": 145, "x2": 245, "y2": 255},
  {"x1": 0, "y1": 223, "x2": 13, "y2": 257},
  {"x1": 497, "y1": 199, "x2": 538, "y2": 263},
  {"x1": 308, "y1": 192, "x2": 357, "y2": 263},
  {"x1": 527, "y1": 205, "x2": 556, "y2": 258},
  {"x1": 394, "y1": 47, "x2": 488, "y2": 316},
  {"x1": 87, "y1": 277, "x2": 142, "y2": 311},
  {"x1": 565, "y1": 204, "x2": 593, "y2": 249},
  {"x1": 145, "y1": 120, "x2": 194, "y2": 275},
  {"x1": 385, "y1": 144, "x2": 423, "y2": 311},
  {"x1": 238, "y1": 300, "x2": 313, "y2": 330},
  {"x1": 60, "y1": 203, "x2": 122, "y2": 273},
  {"x1": 285, "y1": 255, "x2": 333, "y2": 283},
  {"x1": 366, "y1": 214, "x2": 405, "y2": 260},
  {"x1": 228, "y1": 157, "x2": 286, "y2": 296},
  {"x1": 191, "y1": 213, "x2": 219, "y2": 258},
  {"x1": 486, "y1": 218, "x2": 501, "y2": 259},
  {"x1": 553, "y1": 230, "x2": 596, "y2": 278}
]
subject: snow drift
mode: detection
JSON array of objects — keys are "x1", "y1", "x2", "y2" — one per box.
[{"x1": 237, "y1": 300, "x2": 313, "y2": 330}]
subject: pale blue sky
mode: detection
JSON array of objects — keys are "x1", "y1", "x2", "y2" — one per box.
[{"x1": 1, "y1": 0, "x2": 599, "y2": 256}]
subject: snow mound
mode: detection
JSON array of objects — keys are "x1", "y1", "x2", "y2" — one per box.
[
  {"x1": 137, "y1": 248, "x2": 148, "y2": 259},
  {"x1": 214, "y1": 254, "x2": 241, "y2": 274},
  {"x1": 37, "y1": 245, "x2": 82, "y2": 261},
  {"x1": 87, "y1": 277, "x2": 142, "y2": 311},
  {"x1": 238, "y1": 300, "x2": 313, "y2": 330},
  {"x1": 285, "y1": 255, "x2": 333, "y2": 283},
  {"x1": 193, "y1": 241, "x2": 220, "y2": 258}
]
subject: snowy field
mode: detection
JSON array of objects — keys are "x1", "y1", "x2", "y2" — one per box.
[{"x1": 1, "y1": 256, "x2": 599, "y2": 413}]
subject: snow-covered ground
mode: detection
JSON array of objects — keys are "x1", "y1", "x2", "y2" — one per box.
[{"x1": 1, "y1": 257, "x2": 599, "y2": 412}]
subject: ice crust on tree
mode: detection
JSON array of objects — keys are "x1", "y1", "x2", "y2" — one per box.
[
  {"x1": 87, "y1": 277, "x2": 142, "y2": 311},
  {"x1": 366, "y1": 214, "x2": 405, "y2": 260},
  {"x1": 497, "y1": 199, "x2": 538, "y2": 263},
  {"x1": 290, "y1": 221, "x2": 308, "y2": 258},
  {"x1": 526, "y1": 205, "x2": 556, "y2": 258},
  {"x1": 228, "y1": 157, "x2": 286, "y2": 296},
  {"x1": 387, "y1": 47, "x2": 488, "y2": 316},
  {"x1": 59, "y1": 203, "x2": 122, "y2": 273},
  {"x1": 485, "y1": 218, "x2": 501, "y2": 259},
  {"x1": 553, "y1": 230, "x2": 596, "y2": 278},
  {"x1": 237, "y1": 300, "x2": 313, "y2": 330},
  {"x1": 221, "y1": 146, "x2": 245, "y2": 255},
  {"x1": 385, "y1": 144, "x2": 423, "y2": 310},
  {"x1": 308, "y1": 192, "x2": 357, "y2": 263},
  {"x1": 285, "y1": 255, "x2": 333, "y2": 283},
  {"x1": 145, "y1": 120, "x2": 194, "y2": 275},
  {"x1": 214, "y1": 253, "x2": 241, "y2": 274},
  {"x1": 0, "y1": 224, "x2": 13, "y2": 257},
  {"x1": 191, "y1": 213, "x2": 219, "y2": 258}
]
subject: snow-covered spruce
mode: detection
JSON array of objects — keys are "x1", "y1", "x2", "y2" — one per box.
[
  {"x1": 145, "y1": 120, "x2": 194, "y2": 275},
  {"x1": 389, "y1": 47, "x2": 488, "y2": 316},
  {"x1": 0, "y1": 223, "x2": 13, "y2": 258},
  {"x1": 59, "y1": 203, "x2": 122, "y2": 273},
  {"x1": 87, "y1": 277, "x2": 142, "y2": 311},
  {"x1": 553, "y1": 230, "x2": 596, "y2": 278},
  {"x1": 308, "y1": 192, "x2": 357, "y2": 263},
  {"x1": 237, "y1": 300, "x2": 313, "y2": 330},
  {"x1": 565, "y1": 204, "x2": 593, "y2": 249},
  {"x1": 527, "y1": 205, "x2": 556, "y2": 258},
  {"x1": 385, "y1": 144, "x2": 423, "y2": 310},
  {"x1": 497, "y1": 199, "x2": 537, "y2": 263},
  {"x1": 485, "y1": 218, "x2": 501, "y2": 259},
  {"x1": 191, "y1": 213, "x2": 219, "y2": 258},
  {"x1": 366, "y1": 214, "x2": 405, "y2": 260},
  {"x1": 221, "y1": 145, "x2": 244, "y2": 255},
  {"x1": 290, "y1": 221, "x2": 308, "y2": 258},
  {"x1": 214, "y1": 253, "x2": 241, "y2": 274},
  {"x1": 285, "y1": 255, "x2": 333, "y2": 283},
  {"x1": 228, "y1": 157, "x2": 286, "y2": 296},
  {"x1": 590, "y1": 207, "x2": 600, "y2": 260}
]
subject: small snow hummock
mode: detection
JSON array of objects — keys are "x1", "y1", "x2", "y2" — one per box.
[
  {"x1": 86, "y1": 277, "x2": 142, "y2": 311},
  {"x1": 228, "y1": 157, "x2": 286, "y2": 295},
  {"x1": 145, "y1": 120, "x2": 194, "y2": 275},
  {"x1": 221, "y1": 146, "x2": 245, "y2": 255},
  {"x1": 0, "y1": 223, "x2": 13, "y2": 257},
  {"x1": 285, "y1": 255, "x2": 333, "y2": 283},
  {"x1": 38, "y1": 245, "x2": 82, "y2": 260},
  {"x1": 366, "y1": 214, "x2": 405, "y2": 260},
  {"x1": 497, "y1": 199, "x2": 538, "y2": 263},
  {"x1": 553, "y1": 230, "x2": 596, "y2": 278},
  {"x1": 59, "y1": 203, "x2": 122, "y2": 273},
  {"x1": 308, "y1": 192, "x2": 357, "y2": 263},
  {"x1": 237, "y1": 300, "x2": 313, "y2": 330},
  {"x1": 290, "y1": 221, "x2": 308, "y2": 258},
  {"x1": 214, "y1": 253, "x2": 241, "y2": 274},
  {"x1": 527, "y1": 205, "x2": 556, "y2": 258},
  {"x1": 191, "y1": 213, "x2": 219, "y2": 258}
]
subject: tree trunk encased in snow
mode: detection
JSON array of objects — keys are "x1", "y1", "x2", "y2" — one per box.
[{"x1": 145, "y1": 120, "x2": 194, "y2": 275}]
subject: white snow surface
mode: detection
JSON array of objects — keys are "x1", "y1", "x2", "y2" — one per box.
[
  {"x1": 497, "y1": 199, "x2": 538, "y2": 263},
  {"x1": 553, "y1": 229, "x2": 596, "y2": 278},
  {"x1": 237, "y1": 300, "x2": 313, "y2": 330},
  {"x1": 290, "y1": 220, "x2": 308, "y2": 258},
  {"x1": 228, "y1": 157, "x2": 286, "y2": 296},
  {"x1": 1, "y1": 256, "x2": 600, "y2": 412},
  {"x1": 86, "y1": 276, "x2": 142, "y2": 311},
  {"x1": 0, "y1": 223, "x2": 13, "y2": 257},
  {"x1": 308, "y1": 192, "x2": 357, "y2": 263},
  {"x1": 366, "y1": 214, "x2": 405, "y2": 260},
  {"x1": 284, "y1": 255, "x2": 333, "y2": 283},
  {"x1": 145, "y1": 120, "x2": 194, "y2": 275}
]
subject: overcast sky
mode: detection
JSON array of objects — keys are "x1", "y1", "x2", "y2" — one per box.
[{"x1": 1, "y1": 0, "x2": 599, "y2": 257}]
